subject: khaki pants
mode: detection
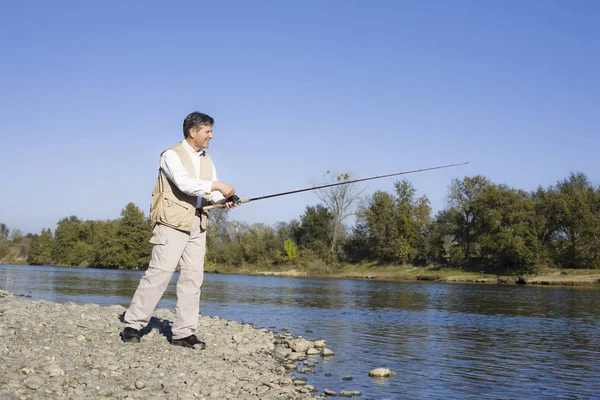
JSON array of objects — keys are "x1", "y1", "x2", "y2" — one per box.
[{"x1": 124, "y1": 215, "x2": 206, "y2": 340}]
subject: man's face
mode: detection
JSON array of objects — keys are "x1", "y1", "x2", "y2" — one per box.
[{"x1": 191, "y1": 124, "x2": 213, "y2": 150}]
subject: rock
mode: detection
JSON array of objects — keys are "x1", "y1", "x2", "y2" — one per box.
[
  {"x1": 44, "y1": 364, "x2": 64, "y2": 377},
  {"x1": 313, "y1": 340, "x2": 326, "y2": 348},
  {"x1": 135, "y1": 380, "x2": 146, "y2": 389},
  {"x1": 233, "y1": 332, "x2": 244, "y2": 343},
  {"x1": 321, "y1": 348, "x2": 335, "y2": 357},
  {"x1": 368, "y1": 367, "x2": 397, "y2": 377},
  {"x1": 342, "y1": 375, "x2": 353, "y2": 380},
  {"x1": 306, "y1": 348, "x2": 320, "y2": 355},
  {"x1": 242, "y1": 383, "x2": 255, "y2": 392},
  {"x1": 23, "y1": 374, "x2": 44, "y2": 390},
  {"x1": 284, "y1": 363, "x2": 297, "y2": 370},
  {"x1": 289, "y1": 338, "x2": 313, "y2": 353},
  {"x1": 324, "y1": 388, "x2": 337, "y2": 396},
  {"x1": 288, "y1": 352, "x2": 305, "y2": 361}
]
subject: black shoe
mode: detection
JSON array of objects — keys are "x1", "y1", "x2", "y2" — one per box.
[
  {"x1": 120, "y1": 327, "x2": 141, "y2": 343},
  {"x1": 171, "y1": 335, "x2": 206, "y2": 350}
]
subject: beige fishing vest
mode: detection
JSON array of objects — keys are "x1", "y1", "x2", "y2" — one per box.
[{"x1": 150, "y1": 142, "x2": 214, "y2": 232}]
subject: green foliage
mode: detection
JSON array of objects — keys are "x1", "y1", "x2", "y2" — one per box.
[
  {"x1": 0, "y1": 242, "x2": 8, "y2": 260},
  {"x1": 539, "y1": 173, "x2": 600, "y2": 268},
  {"x1": 88, "y1": 204, "x2": 152, "y2": 269},
  {"x1": 349, "y1": 180, "x2": 431, "y2": 264},
  {"x1": 446, "y1": 175, "x2": 491, "y2": 260},
  {"x1": 475, "y1": 185, "x2": 540, "y2": 273},
  {"x1": 292, "y1": 205, "x2": 333, "y2": 260},
  {"x1": 27, "y1": 229, "x2": 53, "y2": 265},
  {"x1": 88, "y1": 221, "x2": 127, "y2": 269},
  {"x1": 284, "y1": 239, "x2": 298, "y2": 261},
  {"x1": 0, "y1": 223, "x2": 9, "y2": 241}
]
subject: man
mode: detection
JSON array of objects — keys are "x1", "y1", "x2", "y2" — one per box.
[{"x1": 120, "y1": 112, "x2": 239, "y2": 349}]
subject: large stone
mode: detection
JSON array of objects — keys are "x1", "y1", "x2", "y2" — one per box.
[
  {"x1": 289, "y1": 338, "x2": 313, "y2": 353},
  {"x1": 368, "y1": 367, "x2": 397, "y2": 377},
  {"x1": 321, "y1": 348, "x2": 335, "y2": 357},
  {"x1": 306, "y1": 348, "x2": 320, "y2": 355}
]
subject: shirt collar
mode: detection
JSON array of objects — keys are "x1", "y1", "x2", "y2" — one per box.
[{"x1": 182, "y1": 140, "x2": 205, "y2": 157}]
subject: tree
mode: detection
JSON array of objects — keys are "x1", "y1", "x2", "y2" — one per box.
[
  {"x1": 28, "y1": 229, "x2": 54, "y2": 265},
  {"x1": 475, "y1": 185, "x2": 540, "y2": 273},
  {"x1": 549, "y1": 173, "x2": 600, "y2": 268},
  {"x1": 89, "y1": 221, "x2": 125, "y2": 268},
  {"x1": 117, "y1": 202, "x2": 152, "y2": 269},
  {"x1": 238, "y1": 223, "x2": 284, "y2": 267},
  {"x1": 446, "y1": 175, "x2": 492, "y2": 261},
  {"x1": 52, "y1": 216, "x2": 84, "y2": 264},
  {"x1": 424, "y1": 210, "x2": 457, "y2": 265},
  {"x1": 292, "y1": 205, "x2": 333, "y2": 259},
  {"x1": 0, "y1": 223, "x2": 9, "y2": 241},
  {"x1": 351, "y1": 180, "x2": 431, "y2": 264},
  {"x1": 10, "y1": 229, "x2": 24, "y2": 244},
  {"x1": 315, "y1": 171, "x2": 363, "y2": 259}
]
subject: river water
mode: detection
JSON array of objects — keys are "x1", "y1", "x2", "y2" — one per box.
[{"x1": 1, "y1": 264, "x2": 599, "y2": 399}]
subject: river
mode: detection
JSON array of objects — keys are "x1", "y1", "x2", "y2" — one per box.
[{"x1": 1, "y1": 264, "x2": 599, "y2": 399}]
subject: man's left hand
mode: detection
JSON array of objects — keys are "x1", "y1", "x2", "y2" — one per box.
[{"x1": 224, "y1": 200, "x2": 240, "y2": 209}]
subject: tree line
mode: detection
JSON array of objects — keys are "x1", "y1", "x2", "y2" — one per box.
[{"x1": 1, "y1": 172, "x2": 599, "y2": 274}]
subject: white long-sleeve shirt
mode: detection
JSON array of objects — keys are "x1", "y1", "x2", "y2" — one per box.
[{"x1": 160, "y1": 140, "x2": 225, "y2": 208}]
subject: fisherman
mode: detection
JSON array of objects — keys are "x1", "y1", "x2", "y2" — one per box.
[{"x1": 120, "y1": 112, "x2": 239, "y2": 349}]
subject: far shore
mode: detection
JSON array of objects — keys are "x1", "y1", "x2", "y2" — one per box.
[
  {"x1": 2, "y1": 261, "x2": 599, "y2": 287},
  {"x1": 206, "y1": 264, "x2": 600, "y2": 287}
]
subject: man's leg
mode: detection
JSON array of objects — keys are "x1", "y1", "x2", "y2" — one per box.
[
  {"x1": 124, "y1": 223, "x2": 189, "y2": 331},
  {"x1": 172, "y1": 216, "x2": 206, "y2": 340}
]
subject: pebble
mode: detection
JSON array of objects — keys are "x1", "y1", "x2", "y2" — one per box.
[{"x1": 23, "y1": 375, "x2": 44, "y2": 390}]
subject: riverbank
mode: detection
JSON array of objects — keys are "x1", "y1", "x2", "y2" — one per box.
[
  {"x1": 3, "y1": 262, "x2": 599, "y2": 287},
  {"x1": 0, "y1": 290, "x2": 330, "y2": 399},
  {"x1": 209, "y1": 264, "x2": 600, "y2": 287}
]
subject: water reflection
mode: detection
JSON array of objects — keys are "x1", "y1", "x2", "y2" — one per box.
[{"x1": 1, "y1": 265, "x2": 599, "y2": 399}]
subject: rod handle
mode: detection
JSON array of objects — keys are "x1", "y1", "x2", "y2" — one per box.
[{"x1": 203, "y1": 198, "x2": 250, "y2": 211}]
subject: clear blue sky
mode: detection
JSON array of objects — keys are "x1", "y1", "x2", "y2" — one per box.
[{"x1": 1, "y1": 0, "x2": 598, "y2": 235}]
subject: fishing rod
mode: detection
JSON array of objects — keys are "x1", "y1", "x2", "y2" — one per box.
[{"x1": 204, "y1": 162, "x2": 469, "y2": 211}]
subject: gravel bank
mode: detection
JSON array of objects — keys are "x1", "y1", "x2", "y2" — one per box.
[{"x1": 0, "y1": 290, "x2": 323, "y2": 399}]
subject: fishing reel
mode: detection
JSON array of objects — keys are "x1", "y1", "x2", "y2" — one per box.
[{"x1": 227, "y1": 195, "x2": 241, "y2": 204}]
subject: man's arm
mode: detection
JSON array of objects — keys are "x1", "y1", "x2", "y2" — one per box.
[{"x1": 161, "y1": 150, "x2": 235, "y2": 198}]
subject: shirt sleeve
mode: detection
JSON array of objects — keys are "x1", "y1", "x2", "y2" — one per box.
[
  {"x1": 209, "y1": 166, "x2": 226, "y2": 204},
  {"x1": 160, "y1": 150, "x2": 213, "y2": 197}
]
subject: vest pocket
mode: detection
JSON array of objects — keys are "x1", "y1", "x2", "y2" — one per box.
[{"x1": 160, "y1": 192, "x2": 192, "y2": 230}]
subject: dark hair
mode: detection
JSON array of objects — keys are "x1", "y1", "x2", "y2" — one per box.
[{"x1": 183, "y1": 112, "x2": 214, "y2": 138}]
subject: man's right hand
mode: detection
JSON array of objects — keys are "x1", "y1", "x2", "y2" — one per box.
[{"x1": 212, "y1": 181, "x2": 235, "y2": 198}]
